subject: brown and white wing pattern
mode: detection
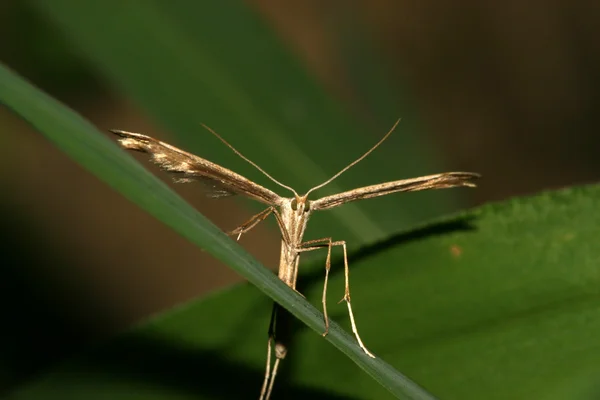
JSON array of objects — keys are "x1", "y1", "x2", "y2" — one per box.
[
  {"x1": 110, "y1": 130, "x2": 282, "y2": 205},
  {"x1": 310, "y1": 172, "x2": 480, "y2": 210}
]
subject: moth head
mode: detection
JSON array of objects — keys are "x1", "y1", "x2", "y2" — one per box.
[{"x1": 291, "y1": 194, "x2": 310, "y2": 213}]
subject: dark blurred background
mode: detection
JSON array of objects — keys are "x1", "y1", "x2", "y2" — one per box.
[{"x1": 1, "y1": 0, "x2": 599, "y2": 395}]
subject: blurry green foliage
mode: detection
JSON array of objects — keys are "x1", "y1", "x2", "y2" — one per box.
[{"x1": 1, "y1": 1, "x2": 599, "y2": 400}]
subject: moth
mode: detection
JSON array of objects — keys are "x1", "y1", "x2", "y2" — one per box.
[{"x1": 110, "y1": 120, "x2": 480, "y2": 399}]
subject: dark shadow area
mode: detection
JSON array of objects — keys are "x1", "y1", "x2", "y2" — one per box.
[
  {"x1": 7, "y1": 330, "x2": 361, "y2": 400},
  {"x1": 0, "y1": 199, "x2": 101, "y2": 394},
  {"x1": 297, "y1": 215, "x2": 478, "y2": 293},
  {"x1": 350, "y1": 216, "x2": 477, "y2": 266}
]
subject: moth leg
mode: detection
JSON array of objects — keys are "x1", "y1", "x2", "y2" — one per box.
[
  {"x1": 228, "y1": 207, "x2": 274, "y2": 241},
  {"x1": 297, "y1": 238, "x2": 333, "y2": 336},
  {"x1": 336, "y1": 240, "x2": 375, "y2": 358},
  {"x1": 259, "y1": 324, "x2": 272, "y2": 400},
  {"x1": 298, "y1": 238, "x2": 375, "y2": 358},
  {"x1": 228, "y1": 207, "x2": 292, "y2": 245},
  {"x1": 260, "y1": 304, "x2": 287, "y2": 400}
]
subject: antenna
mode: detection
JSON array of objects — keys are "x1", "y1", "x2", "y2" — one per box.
[
  {"x1": 200, "y1": 123, "x2": 298, "y2": 197},
  {"x1": 305, "y1": 118, "x2": 401, "y2": 197}
]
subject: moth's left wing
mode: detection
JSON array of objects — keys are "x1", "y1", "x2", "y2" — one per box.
[
  {"x1": 310, "y1": 172, "x2": 480, "y2": 210},
  {"x1": 110, "y1": 130, "x2": 283, "y2": 206}
]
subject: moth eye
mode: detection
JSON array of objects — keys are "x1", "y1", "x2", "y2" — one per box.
[
  {"x1": 304, "y1": 201, "x2": 311, "y2": 212},
  {"x1": 290, "y1": 198, "x2": 298, "y2": 211}
]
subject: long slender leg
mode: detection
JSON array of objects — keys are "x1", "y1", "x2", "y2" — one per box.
[
  {"x1": 337, "y1": 241, "x2": 375, "y2": 358},
  {"x1": 259, "y1": 306, "x2": 276, "y2": 400},
  {"x1": 259, "y1": 330, "x2": 272, "y2": 400},
  {"x1": 297, "y1": 238, "x2": 334, "y2": 336},
  {"x1": 230, "y1": 206, "x2": 292, "y2": 247},
  {"x1": 260, "y1": 304, "x2": 288, "y2": 400},
  {"x1": 228, "y1": 207, "x2": 274, "y2": 241},
  {"x1": 297, "y1": 238, "x2": 375, "y2": 358}
]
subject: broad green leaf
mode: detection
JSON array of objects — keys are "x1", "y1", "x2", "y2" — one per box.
[{"x1": 0, "y1": 63, "x2": 433, "y2": 399}]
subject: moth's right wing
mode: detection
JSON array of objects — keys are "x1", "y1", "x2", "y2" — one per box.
[
  {"x1": 311, "y1": 172, "x2": 480, "y2": 210},
  {"x1": 110, "y1": 130, "x2": 283, "y2": 206}
]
